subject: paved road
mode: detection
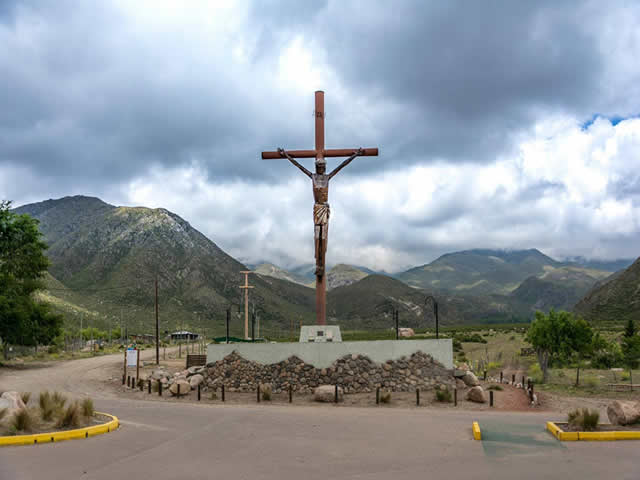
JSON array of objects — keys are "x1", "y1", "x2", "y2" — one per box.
[{"x1": 1, "y1": 352, "x2": 639, "y2": 480}]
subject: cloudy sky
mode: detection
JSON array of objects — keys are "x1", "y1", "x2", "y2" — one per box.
[{"x1": 2, "y1": 1, "x2": 639, "y2": 272}]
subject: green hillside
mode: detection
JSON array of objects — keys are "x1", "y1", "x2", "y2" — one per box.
[
  {"x1": 396, "y1": 248, "x2": 562, "y2": 294},
  {"x1": 327, "y1": 274, "x2": 524, "y2": 330},
  {"x1": 15, "y1": 196, "x2": 316, "y2": 336},
  {"x1": 574, "y1": 257, "x2": 640, "y2": 325}
]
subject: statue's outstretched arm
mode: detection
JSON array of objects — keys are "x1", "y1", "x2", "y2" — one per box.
[
  {"x1": 279, "y1": 148, "x2": 312, "y2": 178},
  {"x1": 328, "y1": 148, "x2": 364, "y2": 180}
]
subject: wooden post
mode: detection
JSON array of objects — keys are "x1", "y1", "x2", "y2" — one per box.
[
  {"x1": 500, "y1": 371, "x2": 503, "y2": 383},
  {"x1": 334, "y1": 384, "x2": 338, "y2": 403},
  {"x1": 512, "y1": 373, "x2": 515, "y2": 384},
  {"x1": 376, "y1": 387, "x2": 380, "y2": 405},
  {"x1": 257, "y1": 385, "x2": 260, "y2": 403},
  {"x1": 136, "y1": 348, "x2": 140, "y2": 382},
  {"x1": 416, "y1": 388, "x2": 420, "y2": 406},
  {"x1": 454, "y1": 388, "x2": 457, "y2": 406},
  {"x1": 155, "y1": 276, "x2": 159, "y2": 365},
  {"x1": 123, "y1": 349, "x2": 127, "y2": 383},
  {"x1": 198, "y1": 383, "x2": 201, "y2": 401},
  {"x1": 490, "y1": 390, "x2": 494, "y2": 407},
  {"x1": 239, "y1": 271, "x2": 254, "y2": 339},
  {"x1": 289, "y1": 385, "x2": 293, "y2": 403},
  {"x1": 221, "y1": 384, "x2": 225, "y2": 402},
  {"x1": 483, "y1": 370, "x2": 487, "y2": 381},
  {"x1": 158, "y1": 381, "x2": 162, "y2": 396}
]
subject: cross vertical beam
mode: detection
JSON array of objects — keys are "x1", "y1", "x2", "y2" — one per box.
[
  {"x1": 315, "y1": 91, "x2": 327, "y2": 325},
  {"x1": 239, "y1": 271, "x2": 254, "y2": 340}
]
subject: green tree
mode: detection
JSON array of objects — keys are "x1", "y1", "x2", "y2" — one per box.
[
  {"x1": 526, "y1": 309, "x2": 575, "y2": 383},
  {"x1": 567, "y1": 316, "x2": 594, "y2": 387},
  {"x1": 622, "y1": 331, "x2": 640, "y2": 389},
  {"x1": 0, "y1": 201, "x2": 62, "y2": 358},
  {"x1": 624, "y1": 318, "x2": 637, "y2": 338}
]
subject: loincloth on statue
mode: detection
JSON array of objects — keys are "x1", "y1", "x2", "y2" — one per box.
[{"x1": 313, "y1": 203, "x2": 330, "y2": 225}]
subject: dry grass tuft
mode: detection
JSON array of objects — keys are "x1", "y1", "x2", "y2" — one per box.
[
  {"x1": 20, "y1": 392, "x2": 31, "y2": 405},
  {"x1": 81, "y1": 398, "x2": 94, "y2": 418},
  {"x1": 56, "y1": 402, "x2": 81, "y2": 429},
  {"x1": 11, "y1": 408, "x2": 34, "y2": 432},
  {"x1": 39, "y1": 391, "x2": 58, "y2": 422},
  {"x1": 568, "y1": 408, "x2": 599, "y2": 431}
]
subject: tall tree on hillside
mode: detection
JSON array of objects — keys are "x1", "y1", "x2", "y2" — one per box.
[
  {"x1": 0, "y1": 201, "x2": 62, "y2": 358},
  {"x1": 624, "y1": 318, "x2": 637, "y2": 338}
]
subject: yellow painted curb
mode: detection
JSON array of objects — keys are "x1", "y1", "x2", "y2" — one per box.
[
  {"x1": 546, "y1": 421, "x2": 640, "y2": 441},
  {"x1": 0, "y1": 412, "x2": 119, "y2": 447},
  {"x1": 472, "y1": 421, "x2": 481, "y2": 440}
]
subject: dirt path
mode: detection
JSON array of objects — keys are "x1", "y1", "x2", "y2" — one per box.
[{"x1": 0, "y1": 347, "x2": 180, "y2": 399}]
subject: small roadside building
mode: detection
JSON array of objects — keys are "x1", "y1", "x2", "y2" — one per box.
[{"x1": 170, "y1": 331, "x2": 200, "y2": 342}]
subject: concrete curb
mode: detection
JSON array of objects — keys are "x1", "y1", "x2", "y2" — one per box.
[
  {"x1": 0, "y1": 412, "x2": 119, "y2": 447},
  {"x1": 546, "y1": 421, "x2": 640, "y2": 441},
  {"x1": 472, "y1": 421, "x2": 481, "y2": 440}
]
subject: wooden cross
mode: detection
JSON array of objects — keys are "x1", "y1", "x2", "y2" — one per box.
[{"x1": 261, "y1": 91, "x2": 379, "y2": 326}]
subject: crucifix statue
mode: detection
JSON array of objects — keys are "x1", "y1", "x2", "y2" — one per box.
[{"x1": 262, "y1": 91, "x2": 379, "y2": 325}]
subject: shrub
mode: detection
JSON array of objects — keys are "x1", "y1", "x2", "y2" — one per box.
[
  {"x1": 435, "y1": 389, "x2": 452, "y2": 403},
  {"x1": 81, "y1": 398, "x2": 94, "y2": 418},
  {"x1": 621, "y1": 371, "x2": 631, "y2": 381},
  {"x1": 11, "y1": 408, "x2": 34, "y2": 432},
  {"x1": 209, "y1": 391, "x2": 218, "y2": 400},
  {"x1": 0, "y1": 408, "x2": 7, "y2": 421},
  {"x1": 380, "y1": 390, "x2": 392, "y2": 403},
  {"x1": 39, "y1": 391, "x2": 57, "y2": 421},
  {"x1": 20, "y1": 392, "x2": 31, "y2": 405},
  {"x1": 568, "y1": 408, "x2": 599, "y2": 431},
  {"x1": 528, "y1": 363, "x2": 543, "y2": 384},
  {"x1": 584, "y1": 376, "x2": 601, "y2": 388},
  {"x1": 487, "y1": 385, "x2": 503, "y2": 391},
  {"x1": 486, "y1": 361, "x2": 502, "y2": 372},
  {"x1": 509, "y1": 335, "x2": 516, "y2": 341},
  {"x1": 56, "y1": 402, "x2": 81, "y2": 429}
]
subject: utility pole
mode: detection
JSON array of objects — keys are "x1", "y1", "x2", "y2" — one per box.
[
  {"x1": 155, "y1": 276, "x2": 159, "y2": 365},
  {"x1": 239, "y1": 271, "x2": 254, "y2": 340},
  {"x1": 226, "y1": 308, "x2": 230, "y2": 344}
]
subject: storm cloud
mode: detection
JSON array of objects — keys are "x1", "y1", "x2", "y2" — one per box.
[{"x1": 1, "y1": 1, "x2": 639, "y2": 271}]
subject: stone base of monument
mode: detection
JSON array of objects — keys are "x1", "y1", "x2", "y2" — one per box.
[{"x1": 299, "y1": 325, "x2": 342, "y2": 343}]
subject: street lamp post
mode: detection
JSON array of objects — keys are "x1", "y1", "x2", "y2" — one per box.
[{"x1": 424, "y1": 296, "x2": 439, "y2": 339}]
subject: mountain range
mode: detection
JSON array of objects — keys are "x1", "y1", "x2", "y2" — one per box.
[{"x1": 14, "y1": 196, "x2": 638, "y2": 334}]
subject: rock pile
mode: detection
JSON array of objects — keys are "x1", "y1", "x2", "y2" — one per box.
[
  {"x1": 200, "y1": 350, "x2": 455, "y2": 394},
  {"x1": 146, "y1": 365, "x2": 206, "y2": 395}
]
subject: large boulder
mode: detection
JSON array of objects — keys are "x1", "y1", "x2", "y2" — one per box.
[
  {"x1": 189, "y1": 374, "x2": 204, "y2": 388},
  {"x1": 607, "y1": 400, "x2": 640, "y2": 425},
  {"x1": 169, "y1": 380, "x2": 191, "y2": 396},
  {"x1": 0, "y1": 391, "x2": 26, "y2": 412},
  {"x1": 314, "y1": 385, "x2": 343, "y2": 403},
  {"x1": 466, "y1": 386, "x2": 486, "y2": 403},
  {"x1": 462, "y1": 371, "x2": 480, "y2": 387}
]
